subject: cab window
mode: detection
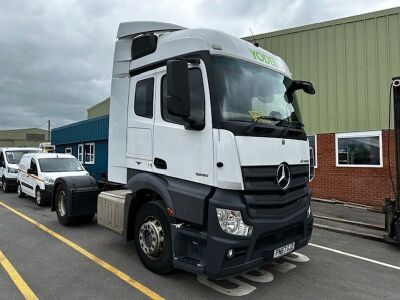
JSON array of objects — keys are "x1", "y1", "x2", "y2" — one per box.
[
  {"x1": 161, "y1": 68, "x2": 205, "y2": 125},
  {"x1": 134, "y1": 78, "x2": 154, "y2": 119}
]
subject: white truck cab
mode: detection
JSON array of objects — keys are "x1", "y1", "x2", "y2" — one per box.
[
  {"x1": 0, "y1": 147, "x2": 41, "y2": 192},
  {"x1": 51, "y1": 22, "x2": 316, "y2": 278},
  {"x1": 17, "y1": 153, "x2": 89, "y2": 206}
]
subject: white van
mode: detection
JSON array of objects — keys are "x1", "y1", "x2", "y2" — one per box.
[
  {"x1": 0, "y1": 147, "x2": 41, "y2": 192},
  {"x1": 17, "y1": 153, "x2": 89, "y2": 206}
]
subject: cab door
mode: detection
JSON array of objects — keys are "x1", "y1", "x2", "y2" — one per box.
[
  {"x1": 126, "y1": 71, "x2": 156, "y2": 172},
  {"x1": 25, "y1": 158, "x2": 38, "y2": 196},
  {"x1": 152, "y1": 61, "x2": 214, "y2": 185}
]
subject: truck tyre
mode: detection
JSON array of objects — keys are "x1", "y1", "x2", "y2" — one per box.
[
  {"x1": 395, "y1": 219, "x2": 400, "y2": 242},
  {"x1": 36, "y1": 188, "x2": 45, "y2": 207},
  {"x1": 134, "y1": 201, "x2": 173, "y2": 275},
  {"x1": 17, "y1": 183, "x2": 25, "y2": 198},
  {"x1": 55, "y1": 184, "x2": 74, "y2": 226},
  {"x1": 2, "y1": 178, "x2": 10, "y2": 193}
]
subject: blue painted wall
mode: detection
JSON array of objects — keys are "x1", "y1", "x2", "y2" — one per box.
[{"x1": 52, "y1": 116, "x2": 109, "y2": 181}]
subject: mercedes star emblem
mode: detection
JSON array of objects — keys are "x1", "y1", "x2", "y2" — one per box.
[{"x1": 276, "y1": 163, "x2": 290, "y2": 190}]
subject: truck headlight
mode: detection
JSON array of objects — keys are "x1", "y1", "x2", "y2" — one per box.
[
  {"x1": 216, "y1": 208, "x2": 253, "y2": 236},
  {"x1": 43, "y1": 176, "x2": 55, "y2": 185},
  {"x1": 7, "y1": 167, "x2": 18, "y2": 174}
]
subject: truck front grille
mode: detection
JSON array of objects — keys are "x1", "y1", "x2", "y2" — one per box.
[{"x1": 241, "y1": 165, "x2": 309, "y2": 218}]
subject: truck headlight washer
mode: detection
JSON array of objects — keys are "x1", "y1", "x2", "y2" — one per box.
[{"x1": 216, "y1": 208, "x2": 253, "y2": 236}]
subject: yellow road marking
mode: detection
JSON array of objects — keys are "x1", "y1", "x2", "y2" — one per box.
[
  {"x1": 0, "y1": 250, "x2": 38, "y2": 300},
  {"x1": 0, "y1": 201, "x2": 165, "y2": 300}
]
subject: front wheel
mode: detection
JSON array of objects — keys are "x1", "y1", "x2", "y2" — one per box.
[
  {"x1": 17, "y1": 183, "x2": 25, "y2": 198},
  {"x1": 36, "y1": 188, "x2": 45, "y2": 206},
  {"x1": 134, "y1": 201, "x2": 173, "y2": 275}
]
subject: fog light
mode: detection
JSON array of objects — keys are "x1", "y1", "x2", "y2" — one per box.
[{"x1": 226, "y1": 249, "x2": 235, "y2": 259}]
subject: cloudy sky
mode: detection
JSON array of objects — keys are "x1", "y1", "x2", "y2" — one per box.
[{"x1": 0, "y1": 0, "x2": 398, "y2": 130}]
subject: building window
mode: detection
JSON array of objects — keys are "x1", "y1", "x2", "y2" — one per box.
[
  {"x1": 308, "y1": 135, "x2": 317, "y2": 168},
  {"x1": 84, "y1": 143, "x2": 95, "y2": 164},
  {"x1": 335, "y1": 131, "x2": 382, "y2": 167},
  {"x1": 134, "y1": 78, "x2": 154, "y2": 118},
  {"x1": 78, "y1": 144, "x2": 84, "y2": 163},
  {"x1": 65, "y1": 148, "x2": 72, "y2": 154},
  {"x1": 161, "y1": 68, "x2": 205, "y2": 125}
]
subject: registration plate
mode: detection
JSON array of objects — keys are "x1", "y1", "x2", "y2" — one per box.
[{"x1": 273, "y1": 242, "x2": 295, "y2": 258}]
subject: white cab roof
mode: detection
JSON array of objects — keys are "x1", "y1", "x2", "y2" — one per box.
[{"x1": 113, "y1": 22, "x2": 291, "y2": 79}]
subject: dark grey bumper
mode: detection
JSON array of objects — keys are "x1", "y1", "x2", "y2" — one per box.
[{"x1": 172, "y1": 188, "x2": 313, "y2": 279}]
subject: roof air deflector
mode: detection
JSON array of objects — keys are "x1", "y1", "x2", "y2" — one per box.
[{"x1": 117, "y1": 21, "x2": 186, "y2": 38}]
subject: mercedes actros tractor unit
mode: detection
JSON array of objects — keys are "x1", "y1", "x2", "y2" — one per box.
[{"x1": 50, "y1": 22, "x2": 316, "y2": 278}]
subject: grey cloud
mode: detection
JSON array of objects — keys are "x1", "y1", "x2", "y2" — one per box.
[{"x1": 0, "y1": 0, "x2": 398, "y2": 130}]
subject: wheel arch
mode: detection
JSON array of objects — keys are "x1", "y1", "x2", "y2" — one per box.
[{"x1": 124, "y1": 173, "x2": 174, "y2": 242}]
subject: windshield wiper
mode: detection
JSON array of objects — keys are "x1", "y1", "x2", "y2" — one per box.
[
  {"x1": 275, "y1": 119, "x2": 304, "y2": 128},
  {"x1": 243, "y1": 115, "x2": 278, "y2": 135},
  {"x1": 252, "y1": 115, "x2": 282, "y2": 123}
]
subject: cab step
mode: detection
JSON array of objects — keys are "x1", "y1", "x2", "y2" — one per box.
[{"x1": 174, "y1": 256, "x2": 205, "y2": 274}]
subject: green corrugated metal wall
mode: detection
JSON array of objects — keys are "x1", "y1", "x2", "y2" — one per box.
[
  {"x1": 87, "y1": 97, "x2": 110, "y2": 119},
  {"x1": 245, "y1": 7, "x2": 400, "y2": 134}
]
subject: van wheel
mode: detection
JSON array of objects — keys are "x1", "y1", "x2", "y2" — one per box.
[
  {"x1": 134, "y1": 201, "x2": 173, "y2": 275},
  {"x1": 36, "y1": 188, "x2": 45, "y2": 206},
  {"x1": 55, "y1": 184, "x2": 74, "y2": 226},
  {"x1": 17, "y1": 183, "x2": 25, "y2": 198},
  {"x1": 2, "y1": 178, "x2": 10, "y2": 193}
]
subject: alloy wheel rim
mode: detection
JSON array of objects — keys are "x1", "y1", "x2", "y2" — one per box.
[
  {"x1": 36, "y1": 190, "x2": 41, "y2": 204},
  {"x1": 139, "y1": 217, "x2": 164, "y2": 259}
]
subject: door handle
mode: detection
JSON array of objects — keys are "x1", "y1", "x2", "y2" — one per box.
[{"x1": 154, "y1": 158, "x2": 167, "y2": 169}]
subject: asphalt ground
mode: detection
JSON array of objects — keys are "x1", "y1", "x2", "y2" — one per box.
[{"x1": 0, "y1": 190, "x2": 400, "y2": 299}]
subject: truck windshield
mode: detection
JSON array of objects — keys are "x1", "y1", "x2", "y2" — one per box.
[
  {"x1": 213, "y1": 56, "x2": 302, "y2": 125},
  {"x1": 39, "y1": 158, "x2": 84, "y2": 172},
  {"x1": 5, "y1": 150, "x2": 39, "y2": 164}
]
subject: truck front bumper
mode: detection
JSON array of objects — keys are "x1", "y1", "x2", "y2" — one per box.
[
  {"x1": 205, "y1": 210, "x2": 312, "y2": 278},
  {"x1": 172, "y1": 188, "x2": 313, "y2": 278}
]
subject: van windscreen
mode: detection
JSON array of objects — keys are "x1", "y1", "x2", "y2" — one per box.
[
  {"x1": 5, "y1": 150, "x2": 39, "y2": 164},
  {"x1": 39, "y1": 158, "x2": 84, "y2": 172}
]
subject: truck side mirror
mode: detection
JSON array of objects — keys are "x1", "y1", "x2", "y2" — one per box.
[
  {"x1": 300, "y1": 81, "x2": 315, "y2": 95},
  {"x1": 166, "y1": 60, "x2": 190, "y2": 118},
  {"x1": 27, "y1": 168, "x2": 33, "y2": 174},
  {"x1": 286, "y1": 80, "x2": 316, "y2": 102}
]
